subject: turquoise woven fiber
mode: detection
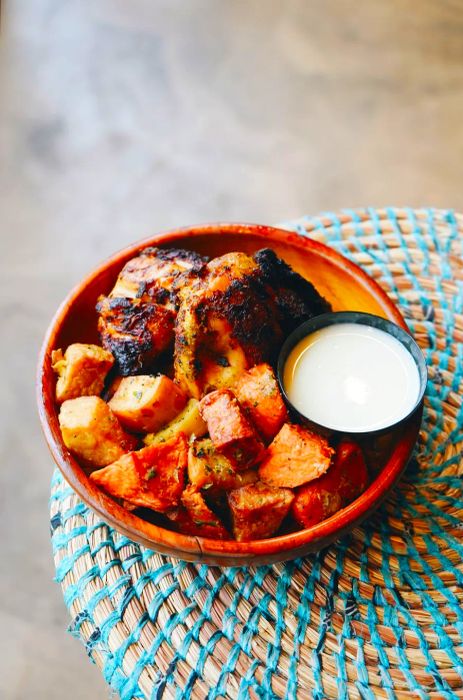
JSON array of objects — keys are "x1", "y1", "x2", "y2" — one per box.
[{"x1": 50, "y1": 208, "x2": 463, "y2": 699}]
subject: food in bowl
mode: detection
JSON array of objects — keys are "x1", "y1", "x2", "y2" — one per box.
[{"x1": 51, "y1": 245, "x2": 371, "y2": 541}]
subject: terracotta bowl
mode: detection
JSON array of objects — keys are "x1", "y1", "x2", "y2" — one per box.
[{"x1": 37, "y1": 223, "x2": 420, "y2": 566}]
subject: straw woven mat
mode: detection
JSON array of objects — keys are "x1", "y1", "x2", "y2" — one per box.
[{"x1": 50, "y1": 208, "x2": 463, "y2": 699}]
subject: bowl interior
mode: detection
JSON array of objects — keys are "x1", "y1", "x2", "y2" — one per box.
[{"x1": 38, "y1": 223, "x2": 420, "y2": 565}]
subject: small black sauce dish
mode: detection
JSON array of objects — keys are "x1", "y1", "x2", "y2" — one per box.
[{"x1": 276, "y1": 311, "x2": 428, "y2": 440}]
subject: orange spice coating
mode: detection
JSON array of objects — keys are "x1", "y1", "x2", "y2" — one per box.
[
  {"x1": 228, "y1": 482, "x2": 294, "y2": 541},
  {"x1": 90, "y1": 434, "x2": 188, "y2": 511},
  {"x1": 292, "y1": 439, "x2": 368, "y2": 528},
  {"x1": 188, "y1": 438, "x2": 258, "y2": 492},
  {"x1": 234, "y1": 363, "x2": 287, "y2": 442},
  {"x1": 258, "y1": 423, "x2": 334, "y2": 488},
  {"x1": 199, "y1": 389, "x2": 265, "y2": 470},
  {"x1": 165, "y1": 485, "x2": 229, "y2": 539}
]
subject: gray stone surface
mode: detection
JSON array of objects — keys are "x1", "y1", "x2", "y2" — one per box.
[{"x1": 1, "y1": 1, "x2": 462, "y2": 697}]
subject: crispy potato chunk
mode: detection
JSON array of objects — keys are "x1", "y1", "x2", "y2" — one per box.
[
  {"x1": 228, "y1": 482, "x2": 294, "y2": 541},
  {"x1": 58, "y1": 396, "x2": 137, "y2": 467},
  {"x1": 292, "y1": 440, "x2": 368, "y2": 528},
  {"x1": 52, "y1": 343, "x2": 114, "y2": 403},
  {"x1": 90, "y1": 435, "x2": 188, "y2": 511},
  {"x1": 234, "y1": 363, "x2": 287, "y2": 442},
  {"x1": 258, "y1": 423, "x2": 334, "y2": 488},
  {"x1": 144, "y1": 399, "x2": 207, "y2": 446},
  {"x1": 165, "y1": 485, "x2": 229, "y2": 539},
  {"x1": 188, "y1": 438, "x2": 258, "y2": 491},
  {"x1": 199, "y1": 389, "x2": 265, "y2": 470},
  {"x1": 108, "y1": 375, "x2": 187, "y2": 433}
]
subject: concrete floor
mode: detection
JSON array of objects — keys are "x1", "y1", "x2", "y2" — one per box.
[{"x1": 1, "y1": 1, "x2": 463, "y2": 698}]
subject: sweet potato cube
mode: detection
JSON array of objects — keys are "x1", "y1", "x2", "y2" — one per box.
[
  {"x1": 58, "y1": 396, "x2": 137, "y2": 467},
  {"x1": 144, "y1": 398, "x2": 207, "y2": 446},
  {"x1": 109, "y1": 374, "x2": 187, "y2": 433},
  {"x1": 228, "y1": 482, "x2": 294, "y2": 541},
  {"x1": 258, "y1": 423, "x2": 334, "y2": 488},
  {"x1": 234, "y1": 363, "x2": 287, "y2": 442},
  {"x1": 199, "y1": 389, "x2": 265, "y2": 469},
  {"x1": 166, "y1": 485, "x2": 229, "y2": 539},
  {"x1": 292, "y1": 474, "x2": 343, "y2": 529},
  {"x1": 52, "y1": 343, "x2": 114, "y2": 403},
  {"x1": 188, "y1": 438, "x2": 258, "y2": 491},
  {"x1": 292, "y1": 439, "x2": 368, "y2": 528},
  {"x1": 90, "y1": 435, "x2": 188, "y2": 511}
]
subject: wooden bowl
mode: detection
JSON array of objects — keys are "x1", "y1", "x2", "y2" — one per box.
[{"x1": 37, "y1": 223, "x2": 420, "y2": 566}]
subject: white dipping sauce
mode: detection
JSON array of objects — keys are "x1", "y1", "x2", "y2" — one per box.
[{"x1": 283, "y1": 323, "x2": 420, "y2": 432}]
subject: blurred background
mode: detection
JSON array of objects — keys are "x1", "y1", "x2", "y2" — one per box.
[{"x1": 1, "y1": 1, "x2": 463, "y2": 697}]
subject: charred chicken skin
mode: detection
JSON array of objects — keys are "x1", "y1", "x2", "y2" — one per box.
[
  {"x1": 97, "y1": 245, "x2": 330, "y2": 382},
  {"x1": 97, "y1": 247, "x2": 207, "y2": 375},
  {"x1": 174, "y1": 249, "x2": 331, "y2": 398},
  {"x1": 96, "y1": 296, "x2": 175, "y2": 376},
  {"x1": 110, "y1": 246, "x2": 206, "y2": 303},
  {"x1": 253, "y1": 248, "x2": 331, "y2": 334},
  {"x1": 174, "y1": 252, "x2": 282, "y2": 397}
]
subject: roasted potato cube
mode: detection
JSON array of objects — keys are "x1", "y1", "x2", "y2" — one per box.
[
  {"x1": 228, "y1": 482, "x2": 294, "y2": 541},
  {"x1": 144, "y1": 399, "x2": 207, "y2": 446},
  {"x1": 108, "y1": 374, "x2": 187, "y2": 433},
  {"x1": 199, "y1": 389, "x2": 265, "y2": 469},
  {"x1": 52, "y1": 343, "x2": 114, "y2": 403},
  {"x1": 58, "y1": 396, "x2": 137, "y2": 467},
  {"x1": 258, "y1": 423, "x2": 334, "y2": 488},
  {"x1": 165, "y1": 485, "x2": 229, "y2": 539},
  {"x1": 90, "y1": 435, "x2": 188, "y2": 511},
  {"x1": 234, "y1": 363, "x2": 287, "y2": 442},
  {"x1": 292, "y1": 439, "x2": 368, "y2": 528},
  {"x1": 188, "y1": 438, "x2": 258, "y2": 491}
]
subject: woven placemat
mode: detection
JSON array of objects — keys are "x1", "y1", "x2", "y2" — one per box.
[{"x1": 50, "y1": 207, "x2": 463, "y2": 699}]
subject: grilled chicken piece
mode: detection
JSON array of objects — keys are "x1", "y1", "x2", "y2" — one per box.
[
  {"x1": 174, "y1": 250, "x2": 330, "y2": 398},
  {"x1": 174, "y1": 252, "x2": 282, "y2": 397},
  {"x1": 110, "y1": 246, "x2": 206, "y2": 303},
  {"x1": 97, "y1": 246, "x2": 207, "y2": 375},
  {"x1": 97, "y1": 296, "x2": 175, "y2": 375},
  {"x1": 253, "y1": 248, "x2": 331, "y2": 334}
]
